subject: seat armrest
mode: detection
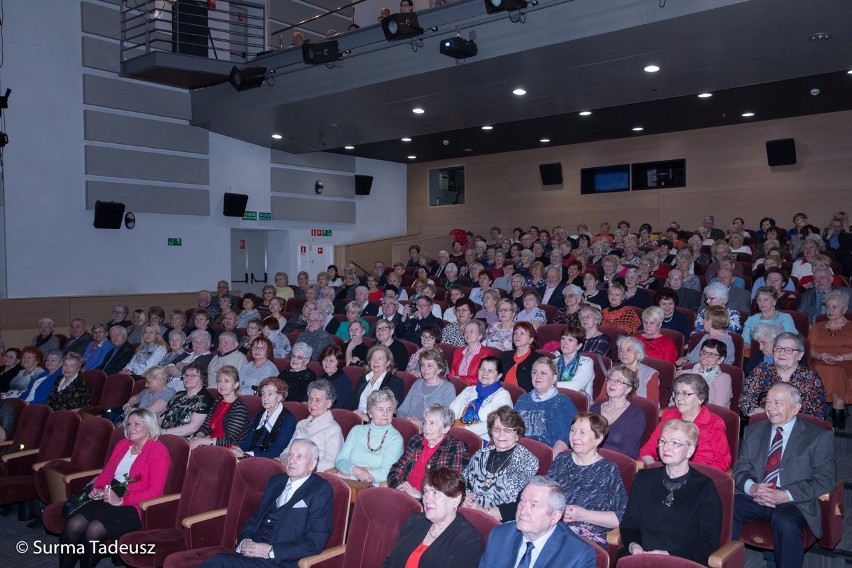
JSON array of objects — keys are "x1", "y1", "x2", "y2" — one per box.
[
  {"x1": 606, "y1": 528, "x2": 622, "y2": 547},
  {"x1": 1, "y1": 448, "x2": 39, "y2": 463},
  {"x1": 183, "y1": 508, "x2": 228, "y2": 550},
  {"x1": 298, "y1": 545, "x2": 346, "y2": 568},
  {"x1": 708, "y1": 540, "x2": 745, "y2": 568},
  {"x1": 2, "y1": 449, "x2": 41, "y2": 475},
  {"x1": 33, "y1": 457, "x2": 70, "y2": 472},
  {"x1": 65, "y1": 469, "x2": 103, "y2": 495},
  {"x1": 0, "y1": 440, "x2": 13, "y2": 448},
  {"x1": 140, "y1": 493, "x2": 181, "y2": 529}
]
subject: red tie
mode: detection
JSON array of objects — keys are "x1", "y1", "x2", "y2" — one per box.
[{"x1": 762, "y1": 426, "x2": 783, "y2": 487}]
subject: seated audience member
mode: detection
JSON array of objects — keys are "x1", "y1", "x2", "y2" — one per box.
[
  {"x1": 296, "y1": 311, "x2": 334, "y2": 361},
  {"x1": 664, "y1": 268, "x2": 702, "y2": 312},
  {"x1": 741, "y1": 286, "x2": 797, "y2": 343},
  {"x1": 208, "y1": 331, "x2": 248, "y2": 379},
  {"x1": 654, "y1": 287, "x2": 693, "y2": 340},
  {"x1": 810, "y1": 290, "x2": 852, "y2": 428},
  {"x1": 799, "y1": 267, "x2": 852, "y2": 323},
  {"x1": 751, "y1": 267, "x2": 800, "y2": 311},
  {"x1": 165, "y1": 330, "x2": 213, "y2": 380},
  {"x1": 121, "y1": 323, "x2": 169, "y2": 377},
  {"x1": 589, "y1": 365, "x2": 646, "y2": 458},
  {"x1": 0, "y1": 348, "x2": 22, "y2": 392},
  {"x1": 477, "y1": 476, "x2": 596, "y2": 568},
  {"x1": 370, "y1": 296, "x2": 403, "y2": 337},
  {"x1": 579, "y1": 305, "x2": 611, "y2": 357},
  {"x1": 62, "y1": 318, "x2": 93, "y2": 356},
  {"x1": 344, "y1": 344, "x2": 405, "y2": 420},
  {"x1": 581, "y1": 271, "x2": 609, "y2": 310},
  {"x1": 622, "y1": 268, "x2": 652, "y2": 309},
  {"x1": 745, "y1": 321, "x2": 785, "y2": 375},
  {"x1": 236, "y1": 293, "x2": 262, "y2": 328},
  {"x1": 695, "y1": 282, "x2": 743, "y2": 334},
  {"x1": 239, "y1": 336, "x2": 279, "y2": 395},
  {"x1": 677, "y1": 305, "x2": 736, "y2": 367},
  {"x1": 232, "y1": 377, "x2": 296, "y2": 460},
  {"x1": 616, "y1": 337, "x2": 660, "y2": 406},
  {"x1": 540, "y1": 266, "x2": 566, "y2": 309},
  {"x1": 492, "y1": 260, "x2": 516, "y2": 292},
  {"x1": 513, "y1": 357, "x2": 576, "y2": 455},
  {"x1": 199, "y1": 439, "x2": 333, "y2": 568},
  {"x1": 190, "y1": 366, "x2": 250, "y2": 449},
  {"x1": 470, "y1": 271, "x2": 495, "y2": 306},
  {"x1": 167, "y1": 310, "x2": 188, "y2": 337},
  {"x1": 397, "y1": 350, "x2": 456, "y2": 426},
  {"x1": 108, "y1": 304, "x2": 131, "y2": 328},
  {"x1": 619, "y1": 419, "x2": 722, "y2": 564},
  {"x1": 712, "y1": 267, "x2": 752, "y2": 314},
  {"x1": 331, "y1": 301, "x2": 370, "y2": 341},
  {"x1": 373, "y1": 319, "x2": 410, "y2": 371},
  {"x1": 678, "y1": 338, "x2": 733, "y2": 408},
  {"x1": 484, "y1": 298, "x2": 517, "y2": 352},
  {"x1": 161, "y1": 364, "x2": 215, "y2": 438},
  {"x1": 280, "y1": 379, "x2": 344, "y2": 471},
  {"x1": 450, "y1": 356, "x2": 513, "y2": 441},
  {"x1": 515, "y1": 291, "x2": 547, "y2": 329},
  {"x1": 442, "y1": 298, "x2": 476, "y2": 347},
  {"x1": 6, "y1": 346, "x2": 46, "y2": 399},
  {"x1": 635, "y1": 306, "x2": 679, "y2": 364},
  {"x1": 400, "y1": 296, "x2": 444, "y2": 345},
  {"x1": 553, "y1": 326, "x2": 594, "y2": 401},
  {"x1": 267, "y1": 296, "x2": 288, "y2": 330},
  {"x1": 601, "y1": 283, "x2": 641, "y2": 335},
  {"x1": 449, "y1": 320, "x2": 491, "y2": 387},
  {"x1": 343, "y1": 320, "x2": 370, "y2": 367},
  {"x1": 98, "y1": 325, "x2": 137, "y2": 375},
  {"x1": 15, "y1": 349, "x2": 63, "y2": 405},
  {"x1": 212, "y1": 294, "x2": 237, "y2": 327},
  {"x1": 317, "y1": 345, "x2": 352, "y2": 409},
  {"x1": 279, "y1": 342, "x2": 317, "y2": 403},
  {"x1": 553, "y1": 284, "x2": 583, "y2": 327},
  {"x1": 406, "y1": 324, "x2": 443, "y2": 378},
  {"x1": 732, "y1": 383, "x2": 835, "y2": 568},
  {"x1": 120, "y1": 366, "x2": 175, "y2": 419},
  {"x1": 262, "y1": 316, "x2": 291, "y2": 359},
  {"x1": 46, "y1": 352, "x2": 91, "y2": 410},
  {"x1": 499, "y1": 322, "x2": 538, "y2": 392},
  {"x1": 125, "y1": 309, "x2": 148, "y2": 345}
]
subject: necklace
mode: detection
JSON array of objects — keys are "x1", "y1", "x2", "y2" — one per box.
[
  {"x1": 826, "y1": 319, "x2": 847, "y2": 337},
  {"x1": 366, "y1": 427, "x2": 389, "y2": 452},
  {"x1": 483, "y1": 447, "x2": 515, "y2": 488}
]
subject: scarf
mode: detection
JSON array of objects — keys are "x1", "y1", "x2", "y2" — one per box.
[
  {"x1": 557, "y1": 353, "x2": 581, "y2": 383},
  {"x1": 34, "y1": 333, "x2": 54, "y2": 348},
  {"x1": 694, "y1": 364, "x2": 720, "y2": 385},
  {"x1": 461, "y1": 381, "x2": 503, "y2": 423}
]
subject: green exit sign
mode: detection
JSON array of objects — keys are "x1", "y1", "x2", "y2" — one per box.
[
  {"x1": 242, "y1": 211, "x2": 258, "y2": 221},
  {"x1": 259, "y1": 212, "x2": 272, "y2": 221},
  {"x1": 167, "y1": 238, "x2": 182, "y2": 247}
]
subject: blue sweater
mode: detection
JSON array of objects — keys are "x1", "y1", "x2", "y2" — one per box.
[
  {"x1": 20, "y1": 369, "x2": 61, "y2": 404},
  {"x1": 513, "y1": 390, "x2": 577, "y2": 448}
]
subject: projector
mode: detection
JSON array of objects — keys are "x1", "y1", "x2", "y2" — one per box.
[{"x1": 440, "y1": 37, "x2": 478, "y2": 59}]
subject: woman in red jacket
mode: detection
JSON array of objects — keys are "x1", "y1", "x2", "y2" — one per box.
[
  {"x1": 449, "y1": 320, "x2": 493, "y2": 386},
  {"x1": 60, "y1": 408, "x2": 170, "y2": 568}
]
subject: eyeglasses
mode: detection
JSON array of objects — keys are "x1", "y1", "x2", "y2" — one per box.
[
  {"x1": 658, "y1": 439, "x2": 688, "y2": 449},
  {"x1": 704, "y1": 296, "x2": 717, "y2": 302},
  {"x1": 699, "y1": 350, "x2": 721, "y2": 358},
  {"x1": 491, "y1": 426, "x2": 517, "y2": 435},
  {"x1": 376, "y1": 326, "x2": 391, "y2": 332},
  {"x1": 183, "y1": 373, "x2": 201, "y2": 379},
  {"x1": 498, "y1": 308, "x2": 513, "y2": 313},
  {"x1": 773, "y1": 346, "x2": 802, "y2": 355},
  {"x1": 673, "y1": 390, "x2": 696, "y2": 399},
  {"x1": 606, "y1": 377, "x2": 631, "y2": 387}
]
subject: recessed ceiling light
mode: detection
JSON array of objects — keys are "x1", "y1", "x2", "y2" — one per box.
[
  {"x1": 271, "y1": 134, "x2": 282, "y2": 139},
  {"x1": 644, "y1": 65, "x2": 660, "y2": 73},
  {"x1": 848, "y1": 69, "x2": 852, "y2": 74},
  {"x1": 344, "y1": 145, "x2": 355, "y2": 150},
  {"x1": 741, "y1": 112, "x2": 755, "y2": 117},
  {"x1": 401, "y1": 137, "x2": 412, "y2": 142},
  {"x1": 539, "y1": 138, "x2": 550, "y2": 143},
  {"x1": 579, "y1": 111, "x2": 592, "y2": 116},
  {"x1": 412, "y1": 107, "x2": 425, "y2": 114},
  {"x1": 632, "y1": 127, "x2": 644, "y2": 132},
  {"x1": 809, "y1": 32, "x2": 831, "y2": 42},
  {"x1": 481, "y1": 125, "x2": 493, "y2": 131},
  {"x1": 407, "y1": 155, "x2": 417, "y2": 159},
  {"x1": 464, "y1": 148, "x2": 474, "y2": 152},
  {"x1": 697, "y1": 92, "x2": 713, "y2": 99},
  {"x1": 512, "y1": 88, "x2": 526, "y2": 96}
]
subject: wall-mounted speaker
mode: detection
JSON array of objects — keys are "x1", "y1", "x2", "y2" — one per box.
[
  {"x1": 223, "y1": 192, "x2": 249, "y2": 217},
  {"x1": 93, "y1": 200, "x2": 126, "y2": 229},
  {"x1": 539, "y1": 162, "x2": 563, "y2": 186},
  {"x1": 355, "y1": 175, "x2": 374, "y2": 196},
  {"x1": 766, "y1": 138, "x2": 796, "y2": 166}
]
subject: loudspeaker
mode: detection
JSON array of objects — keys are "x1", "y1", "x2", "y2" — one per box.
[
  {"x1": 766, "y1": 138, "x2": 796, "y2": 166},
  {"x1": 93, "y1": 201, "x2": 126, "y2": 229},
  {"x1": 354, "y1": 175, "x2": 374, "y2": 196},
  {"x1": 539, "y1": 162, "x2": 563, "y2": 185},
  {"x1": 223, "y1": 192, "x2": 249, "y2": 217}
]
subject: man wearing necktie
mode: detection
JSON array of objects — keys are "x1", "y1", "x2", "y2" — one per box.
[
  {"x1": 200, "y1": 439, "x2": 333, "y2": 568},
  {"x1": 478, "y1": 477, "x2": 595, "y2": 568},
  {"x1": 733, "y1": 383, "x2": 836, "y2": 568},
  {"x1": 799, "y1": 267, "x2": 852, "y2": 323}
]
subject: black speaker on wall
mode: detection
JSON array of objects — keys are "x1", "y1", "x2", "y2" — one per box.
[
  {"x1": 93, "y1": 200, "x2": 126, "y2": 229},
  {"x1": 766, "y1": 138, "x2": 797, "y2": 166},
  {"x1": 223, "y1": 192, "x2": 249, "y2": 217},
  {"x1": 354, "y1": 175, "x2": 374, "y2": 196},
  {"x1": 539, "y1": 162, "x2": 563, "y2": 186}
]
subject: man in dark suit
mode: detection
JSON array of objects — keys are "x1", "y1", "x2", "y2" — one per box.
[
  {"x1": 430, "y1": 250, "x2": 450, "y2": 279},
  {"x1": 540, "y1": 267, "x2": 566, "y2": 309},
  {"x1": 354, "y1": 286, "x2": 379, "y2": 317},
  {"x1": 733, "y1": 383, "x2": 836, "y2": 568},
  {"x1": 369, "y1": 296, "x2": 403, "y2": 339},
  {"x1": 799, "y1": 267, "x2": 852, "y2": 323},
  {"x1": 200, "y1": 439, "x2": 332, "y2": 568},
  {"x1": 400, "y1": 296, "x2": 443, "y2": 345},
  {"x1": 665, "y1": 269, "x2": 701, "y2": 313},
  {"x1": 97, "y1": 325, "x2": 135, "y2": 375},
  {"x1": 62, "y1": 318, "x2": 93, "y2": 356},
  {"x1": 478, "y1": 476, "x2": 595, "y2": 568}
]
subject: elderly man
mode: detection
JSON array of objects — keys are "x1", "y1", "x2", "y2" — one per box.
[
  {"x1": 213, "y1": 280, "x2": 239, "y2": 311},
  {"x1": 733, "y1": 383, "x2": 836, "y2": 568},
  {"x1": 665, "y1": 268, "x2": 701, "y2": 312},
  {"x1": 166, "y1": 330, "x2": 213, "y2": 378},
  {"x1": 296, "y1": 311, "x2": 334, "y2": 361},
  {"x1": 97, "y1": 325, "x2": 136, "y2": 375},
  {"x1": 369, "y1": 296, "x2": 403, "y2": 338},
  {"x1": 199, "y1": 439, "x2": 333, "y2": 568},
  {"x1": 710, "y1": 267, "x2": 751, "y2": 313},
  {"x1": 31, "y1": 318, "x2": 61, "y2": 359},
  {"x1": 431, "y1": 250, "x2": 451, "y2": 279},
  {"x1": 479, "y1": 477, "x2": 595, "y2": 568},
  {"x1": 541, "y1": 266, "x2": 566, "y2": 309},
  {"x1": 373, "y1": 261, "x2": 388, "y2": 287},
  {"x1": 705, "y1": 242, "x2": 745, "y2": 281},
  {"x1": 62, "y1": 318, "x2": 93, "y2": 356},
  {"x1": 702, "y1": 215, "x2": 726, "y2": 241},
  {"x1": 353, "y1": 286, "x2": 379, "y2": 317},
  {"x1": 799, "y1": 267, "x2": 852, "y2": 323},
  {"x1": 108, "y1": 304, "x2": 131, "y2": 328},
  {"x1": 208, "y1": 332, "x2": 248, "y2": 378},
  {"x1": 400, "y1": 296, "x2": 443, "y2": 345}
]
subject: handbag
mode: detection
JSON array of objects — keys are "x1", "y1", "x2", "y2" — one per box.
[{"x1": 62, "y1": 477, "x2": 128, "y2": 518}]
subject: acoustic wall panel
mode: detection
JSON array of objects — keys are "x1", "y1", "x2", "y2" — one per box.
[
  {"x1": 271, "y1": 195, "x2": 355, "y2": 223},
  {"x1": 86, "y1": 181, "x2": 210, "y2": 216},
  {"x1": 270, "y1": 149, "x2": 355, "y2": 172},
  {"x1": 83, "y1": 74, "x2": 192, "y2": 120},
  {"x1": 85, "y1": 146, "x2": 209, "y2": 185},
  {"x1": 270, "y1": 167, "x2": 356, "y2": 197},
  {"x1": 84, "y1": 110, "x2": 210, "y2": 154}
]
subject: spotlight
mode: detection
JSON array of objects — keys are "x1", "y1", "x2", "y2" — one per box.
[
  {"x1": 484, "y1": 0, "x2": 528, "y2": 14},
  {"x1": 0, "y1": 133, "x2": 8, "y2": 147},
  {"x1": 302, "y1": 40, "x2": 341, "y2": 65},
  {"x1": 227, "y1": 65, "x2": 268, "y2": 91},
  {"x1": 0, "y1": 89, "x2": 11, "y2": 110},
  {"x1": 381, "y1": 13, "x2": 423, "y2": 41},
  {"x1": 440, "y1": 36, "x2": 478, "y2": 59}
]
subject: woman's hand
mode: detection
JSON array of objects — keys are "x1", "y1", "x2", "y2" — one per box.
[
  {"x1": 354, "y1": 410, "x2": 369, "y2": 422},
  {"x1": 231, "y1": 447, "x2": 246, "y2": 458},
  {"x1": 189, "y1": 436, "x2": 215, "y2": 450},
  {"x1": 396, "y1": 482, "x2": 422, "y2": 499},
  {"x1": 350, "y1": 466, "x2": 375, "y2": 484},
  {"x1": 104, "y1": 486, "x2": 123, "y2": 506},
  {"x1": 563, "y1": 504, "x2": 589, "y2": 523}
]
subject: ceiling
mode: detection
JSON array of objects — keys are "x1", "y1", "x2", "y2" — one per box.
[{"x1": 174, "y1": 0, "x2": 852, "y2": 163}]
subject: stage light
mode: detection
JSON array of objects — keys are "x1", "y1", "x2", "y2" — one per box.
[
  {"x1": 227, "y1": 66, "x2": 268, "y2": 91},
  {"x1": 302, "y1": 40, "x2": 341, "y2": 65},
  {"x1": 484, "y1": 0, "x2": 528, "y2": 14},
  {"x1": 381, "y1": 13, "x2": 423, "y2": 41},
  {"x1": 440, "y1": 36, "x2": 478, "y2": 59}
]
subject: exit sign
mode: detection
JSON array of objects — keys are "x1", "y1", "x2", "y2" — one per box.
[
  {"x1": 311, "y1": 229, "x2": 332, "y2": 237},
  {"x1": 242, "y1": 211, "x2": 258, "y2": 221},
  {"x1": 167, "y1": 238, "x2": 182, "y2": 247},
  {"x1": 259, "y1": 212, "x2": 272, "y2": 221}
]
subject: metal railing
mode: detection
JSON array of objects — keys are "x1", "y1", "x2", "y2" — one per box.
[{"x1": 121, "y1": 0, "x2": 267, "y2": 63}]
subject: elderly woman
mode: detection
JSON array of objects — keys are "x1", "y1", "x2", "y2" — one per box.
[
  {"x1": 579, "y1": 305, "x2": 611, "y2": 357},
  {"x1": 450, "y1": 356, "x2": 513, "y2": 441},
  {"x1": 513, "y1": 357, "x2": 577, "y2": 455},
  {"x1": 0, "y1": 348, "x2": 22, "y2": 393},
  {"x1": 280, "y1": 378, "x2": 344, "y2": 471},
  {"x1": 637, "y1": 257, "x2": 659, "y2": 291},
  {"x1": 121, "y1": 323, "x2": 169, "y2": 377},
  {"x1": 525, "y1": 261, "x2": 547, "y2": 293},
  {"x1": 678, "y1": 339, "x2": 733, "y2": 408},
  {"x1": 475, "y1": 289, "x2": 501, "y2": 325},
  {"x1": 383, "y1": 468, "x2": 485, "y2": 568},
  {"x1": 499, "y1": 322, "x2": 538, "y2": 392},
  {"x1": 590, "y1": 366, "x2": 647, "y2": 458},
  {"x1": 406, "y1": 324, "x2": 442, "y2": 379},
  {"x1": 745, "y1": 321, "x2": 785, "y2": 375},
  {"x1": 553, "y1": 284, "x2": 583, "y2": 327},
  {"x1": 442, "y1": 298, "x2": 476, "y2": 347},
  {"x1": 16, "y1": 349, "x2": 62, "y2": 404},
  {"x1": 600, "y1": 255, "x2": 621, "y2": 289},
  {"x1": 694, "y1": 282, "x2": 743, "y2": 334},
  {"x1": 441, "y1": 262, "x2": 465, "y2": 291},
  {"x1": 750, "y1": 268, "x2": 801, "y2": 312},
  {"x1": 278, "y1": 342, "x2": 317, "y2": 403},
  {"x1": 46, "y1": 352, "x2": 91, "y2": 410},
  {"x1": 31, "y1": 317, "x2": 60, "y2": 359},
  {"x1": 238, "y1": 336, "x2": 279, "y2": 395},
  {"x1": 619, "y1": 420, "x2": 722, "y2": 563},
  {"x1": 168, "y1": 310, "x2": 187, "y2": 337},
  {"x1": 165, "y1": 330, "x2": 212, "y2": 380},
  {"x1": 601, "y1": 283, "x2": 641, "y2": 335},
  {"x1": 462, "y1": 406, "x2": 539, "y2": 522},
  {"x1": 7, "y1": 346, "x2": 46, "y2": 399},
  {"x1": 266, "y1": 296, "x2": 288, "y2": 330},
  {"x1": 161, "y1": 364, "x2": 215, "y2": 438},
  {"x1": 262, "y1": 316, "x2": 291, "y2": 359},
  {"x1": 636, "y1": 306, "x2": 679, "y2": 364},
  {"x1": 232, "y1": 377, "x2": 296, "y2": 459},
  {"x1": 345, "y1": 344, "x2": 405, "y2": 420},
  {"x1": 59, "y1": 409, "x2": 170, "y2": 568},
  {"x1": 126, "y1": 309, "x2": 148, "y2": 345},
  {"x1": 516, "y1": 291, "x2": 547, "y2": 329},
  {"x1": 398, "y1": 349, "x2": 456, "y2": 428},
  {"x1": 741, "y1": 286, "x2": 797, "y2": 344},
  {"x1": 485, "y1": 298, "x2": 517, "y2": 351},
  {"x1": 639, "y1": 374, "x2": 731, "y2": 472},
  {"x1": 121, "y1": 366, "x2": 175, "y2": 418},
  {"x1": 343, "y1": 319, "x2": 369, "y2": 367},
  {"x1": 375, "y1": 319, "x2": 410, "y2": 372},
  {"x1": 259, "y1": 284, "x2": 277, "y2": 311},
  {"x1": 389, "y1": 404, "x2": 470, "y2": 498},
  {"x1": 335, "y1": 301, "x2": 370, "y2": 341},
  {"x1": 810, "y1": 290, "x2": 852, "y2": 428},
  {"x1": 547, "y1": 412, "x2": 628, "y2": 546},
  {"x1": 508, "y1": 274, "x2": 527, "y2": 308},
  {"x1": 654, "y1": 288, "x2": 692, "y2": 340},
  {"x1": 190, "y1": 366, "x2": 250, "y2": 449},
  {"x1": 741, "y1": 332, "x2": 826, "y2": 420},
  {"x1": 617, "y1": 336, "x2": 660, "y2": 406},
  {"x1": 317, "y1": 344, "x2": 352, "y2": 409},
  {"x1": 582, "y1": 271, "x2": 610, "y2": 309},
  {"x1": 623, "y1": 268, "x2": 652, "y2": 309},
  {"x1": 160, "y1": 330, "x2": 188, "y2": 390},
  {"x1": 674, "y1": 251, "x2": 702, "y2": 292},
  {"x1": 678, "y1": 306, "x2": 737, "y2": 368},
  {"x1": 554, "y1": 326, "x2": 595, "y2": 401},
  {"x1": 335, "y1": 388, "x2": 404, "y2": 485},
  {"x1": 212, "y1": 295, "x2": 238, "y2": 327},
  {"x1": 449, "y1": 320, "x2": 489, "y2": 387},
  {"x1": 236, "y1": 293, "x2": 262, "y2": 329}
]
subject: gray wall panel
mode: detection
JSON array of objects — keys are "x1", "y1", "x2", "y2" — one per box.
[
  {"x1": 268, "y1": 0, "x2": 352, "y2": 22},
  {"x1": 271, "y1": 150, "x2": 355, "y2": 172},
  {"x1": 86, "y1": 146, "x2": 209, "y2": 184},
  {"x1": 86, "y1": 181, "x2": 210, "y2": 216},
  {"x1": 83, "y1": 74, "x2": 192, "y2": 120},
  {"x1": 85, "y1": 110, "x2": 210, "y2": 154},
  {"x1": 271, "y1": 195, "x2": 355, "y2": 223},
  {"x1": 81, "y1": 1, "x2": 120, "y2": 40},
  {"x1": 270, "y1": 167, "x2": 355, "y2": 197},
  {"x1": 82, "y1": 36, "x2": 120, "y2": 73}
]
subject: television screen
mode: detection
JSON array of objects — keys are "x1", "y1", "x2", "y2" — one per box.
[
  {"x1": 581, "y1": 165, "x2": 630, "y2": 194},
  {"x1": 594, "y1": 171, "x2": 629, "y2": 192}
]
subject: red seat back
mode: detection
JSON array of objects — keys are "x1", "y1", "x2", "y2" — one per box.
[
  {"x1": 173, "y1": 445, "x2": 238, "y2": 529},
  {"x1": 10, "y1": 403, "x2": 51, "y2": 451},
  {"x1": 82, "y1": 370, "x2": 107, "y2": 405},
  {"x1": 283, "y1": 401, "x2": 310, "y2": 422},
  {"x1": 331, "y1": 408, "x2": 363, "y2": 439},
  {"x1": 341, "y1": 488, "x2": 421, "y2": 568},
  {"x1": 459, "y1": 506, "x2": 499, "y2": 543},
  {"x1": 391, "y1": 417, "x2": 420, "y2": 448},
  {"x1": 517, "y1": 437, "x2": 552, "y2": 475},
  {"x1": 558, "y1": 387, "x2": 589, "y2": 412},
  {"x1": 448, "y1": 427, "x2": 485, "y2": 458}
]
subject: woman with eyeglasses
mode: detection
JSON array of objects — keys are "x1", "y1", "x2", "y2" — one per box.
[
  {"x1": 619, "y1": 419, "x2": 722, "y2": 564},
  {"x1": 740, "y1": 332, "x2": 826, "y2": 420},
  {"x1": 677, "y1": 339, "x2": 733, "y2": 408},
  {"x1": 616, "y1": 337, "x2": 660, "y2": 407},
  {"x1": 278, "y1": 342, "x2": 317, "y2": 403},
  {"x1": 160, "y1": 364, "x2": 215, "y2": 438},
  {"x1": 639, "y1": 373, "x2": 731, "y2": 472},
  {"x1": 405, "y1": 325, "x2": 441, "y2": 379},
  {"x1": 589, "y1": 366, "x2": 646, "y2": 459},
  {"x1": 693, "y1": 282, "x2": 742, "y2": 335},
  {"x1": 676, "y1": 306, "x2": 736, "y2": 369},
  {"x1": 231, "y1": 377, "x2": 296, "y2": 459},
  {"x1": 810, "y1": 290, "x2": 852, "y2": 428},
  {"x1": 484, "y1": 299, "x2": 517, "y2": 352},
  {"x1": 239, "y1": 336, "x2": 279, "y2": 395}
]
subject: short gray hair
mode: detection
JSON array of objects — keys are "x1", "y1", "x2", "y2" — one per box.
[
  {"x1": 703, "y1": 281, "x2": 729, "y2": 303},
  {"x1": 774, "y1": 332, "x2": 805, "y2": 353},
  {"x1": 307, "y1": 378, "x2": 336, "y2": 405},
  {"x1": 366, "y1": 387, "x2": 398, "y2": 415},
  {"x1": 523, "y1": 476, "x2": 566, "y2": 514},
  {"x1": 825, "y1": 290, "x2": 850, "y2": 312},
  {"x1": 110, "y1": 325, "x2": 129, "y2": 340},
  {"x1": 660, "y1": 419, "x2": 699, "y2": 447},
  {"x1": 752, "y1": 322, "x2": 785, "y2": 344},
  {"x1": 769, "y1": 382, "x2": 802, "y2": 405},
  {"x1": 292, "y1": 341, "x2": 313, "y2": 360},
  {"x1": 617, "y1": 336, "x2": 646, "y2": 362},
  {"x1": 289, "y1": 438, "x2": 320, "y2": 460},
  {"x1": 562, "y1": 284, "x2": 583, "y2": 298},
  {"x1": 168, "y1": 329, "x2": 187, "y2": 343},
  {"x1": 316, "y1": 298, "x2": 334, "y2": 316},
  {"x1": 190, "y1": 330, "x2": 211, "y2": 346},
  {"x1": 38, "y1": 318, "x2": 55, "y2": 328},
  {"x1": 219, "y1": 331, "x2": 238, "y2": 344},
  {"x1": 445, "y1": 262, "x2": 458, "y2": 275},
  {"x1": 642, "y1": 306, "x2": 664, "y2": 325},
  {"x1": 424, "y1": 404, "x2": 455, "y2": 429}
]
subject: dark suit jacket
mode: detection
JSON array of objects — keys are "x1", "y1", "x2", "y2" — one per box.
[
  {"x1": 98, "y1": 341, "x2": 136, "y2": 375},
  {"x1": 362, "y1": 302, "x2": 380, "y2": 317},
  {"x1": 478, "y1": 521, "x2": 595, "y2": 568},
  {"x1": 368, "y1": 314, "x2": 404, "y2": 339},
  {"x1": 734, "y1": 417, "x2": 835, "y2": 537},
  {"x1": 383, "y1": 513, "x2": 484, "y2": 568},
  {"x1": 542, "y1": 284, "x2": 566, "y2": 309},
  {"x1": 62, "y1": 332, "x2": 93, "y2": 356},
  {"x1": 799, "y1": 286, "x2": 852, "y2": 323},
  {"x1": 239, "y1": 473, "x2": 332, "y2": 567}
]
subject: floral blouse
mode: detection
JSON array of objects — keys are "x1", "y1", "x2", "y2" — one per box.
[{"x1": 740, "y1": 363, "x2": 826, "y2": 420}]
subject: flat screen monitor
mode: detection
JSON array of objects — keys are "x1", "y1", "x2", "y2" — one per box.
[{"x1": 581, "y1": 165, "x2": 630, "y2": 194}]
